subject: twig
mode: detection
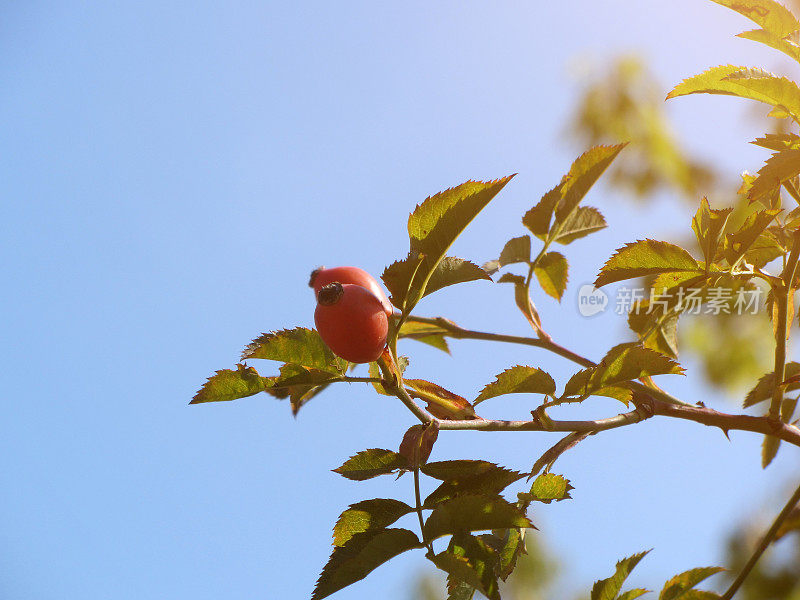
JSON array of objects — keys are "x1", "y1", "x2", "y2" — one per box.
[{"x1": 721, "y1": 481, "x2": 800, "y2": 600}]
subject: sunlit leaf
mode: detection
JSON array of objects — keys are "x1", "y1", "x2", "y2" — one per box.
[
  {"x1": 743, "y1": 362, "x2": 800, "y2": 407},
  {"x1": 723, "y1": 69, "x2": 800, "y2": 123},
  {"x1": 692, "y1": 197, "x2": 732, "y2": 265},
  {"x1": 398, "y1": 318, "x2": 451, "y2": 354},
  {"x1": 595, "y1": 239, "x2": 700, "y2": 288},
  {"x1": 241, "y1": 327, "x2": 345, "y2": 373},
  {"x1": 554, "y1": 206, "x2": 608, "y2": 244},
  {"x1": 498, "y1": 235, "x2": 532, "y2": 268},
  {"x1": 405, "y1": 379, "x2": 479, "y2": 420},
  {"x1": 660, "y1": 566, "x2": 725, "y2": 600},
  {"x1": 422, "y1": 460, "x2": 500, "y2": 480},
  {"x1": 710, "y1": 0, "x2": 800, "y2": 38},
  {"x1": 311, "y1": 528, "x2": 422, "y2": 600},
  {"x1": 751, "y1": 132, "x2": 800, "y2": 150},
  {"x1": 191, "y1": 364, "x2": 270, "y2": 404},
  {"x1": 424, "y1": 494, "x2": 533, "y2": 540},
  {"x1": 424, "y1": 465, "x2": 524, "y2": 508},
  {"x1": 667, "y1": 64, "x2": 778, "y2": 105},
  {"x1": 382, "y1": 254, "x2": 421, "y2": 312},
  {"x1": 474, "y1": 366, "x2": 557, "y2": 404},
  {"x1": 422, "y1": 257, "x2": 492, "y2": 298},
  {"x1": 748, "y1": 149, "x2": 800, "y2": 202},
  {"x1": 527, "y1": 473, "x2": 573, "y2": 503},
  {"x1": 333, "y1": 449, "x2": 409, "y2": 481},
  {"x1": 332, "y1": 499, "x2": 414, "y2": 547},
  {"x1": 737, "y1": 28, "x2": 800, "y2": 64},
  {"x1": 522, "y1": 185, "x2": 562, "y2": 241},
  {"x1": 724, "y1": 209, "x2": 781, "y2": 265},
  {"x1": 590, "y1": 550, "x2": 651, "y2": 600},
  {"x1": 534, "y1": 251, "x2": 569, "y2": 301},
  {"x1": 554, "y1": 144, "x2": 628, "y2": 223}
]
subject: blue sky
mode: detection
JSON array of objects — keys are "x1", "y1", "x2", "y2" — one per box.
[{"x1": 3, "y1": 2, "x2": 799, "y2": 599}]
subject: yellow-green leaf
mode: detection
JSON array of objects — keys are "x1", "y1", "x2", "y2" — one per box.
[
  {"x1": 724, "y1": 209, "x2": 782, "y2": 265},
  {"x1": 422, "y1": 256, "x2": 492, "y2": 298},
  {"x1": 191, "y1": 364, "x2": 270, "y2": 404},
  {"x1": 595, "y1": 239, "x2": 700, "y2": 288},
  {"x1": 333, "y1": 449, "x2": 409, "y2": 481},
  {"x1": 474, "y1": 366, "x2": 557, "y2": 404},
  {"x1": 692, "y1": 197, "x2": 732, "y2": 265},
  {"x1": 667, "y1": 64, "x2": 778, "y2": 105},
  {"x1": 748, "y1": 148, "x2": 800, "y2": 201},
  {"x1": 528, "y1": 473, "x2": 573, "y2": 503},
  {"x1": 432, "y1": 534, "x2": 500, "y2": 600},
  {"x1": 554, "y1": 144, "x2": 627, "y2": 223},
  {"x1": 723, "y1": 69, "x2": 800, "y2": 123},
  {"x1": 737, "y1": 28, "x2": 800, "y2": 63},
  {"x1": 498, "y1": 235, "x2": 532, "y2": 268},
  {"x1": 711, "y1": 0, "x2": 800, "y2": 37},
  {"x1": 241, "y1": 327, "x2": 345, "y2": 373},
  {"x1": 332, "y1": 499, "x2": 414, "y2": 547},
  {"x1": 534, "y1": 251, "x2": 569, "y2": 301},
  {"x1": 591, "y1": 550, "x2": 651, "y2": 600},
  {"x1": 554, "y1": 206, "x2": 607, "y2": 244},
  {"x1": 660, "y1": 566, "x2": 725, "y2": 600},
  {"x1": 522, "y1": 184, "x2": 562, "y2": 241}
]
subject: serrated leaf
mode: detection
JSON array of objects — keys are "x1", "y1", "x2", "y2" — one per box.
[
  {"x1": 523, "y1": 184, "x2": 562, "y2": 240},
  {"x1": 423, "y1": 494, "x2": 533, "y2": 541},
  {"x1": 751, "y1": 132, "x2": 800, "y2": 150},
  {"x1": 628, "y1": 304, "x2": 681, "y2": 359},
  {"x1": 398, "y1": 318, "x2": 451, "y2": 354},
  {"x1": 332, "y1": 499, "x2": 414, "y2": 547},
  {"x1": 744, "y1": 229, "x2": 785, "y2": 267},
  {"x1": 382, "y1": 254, "x2": 420, "y2": 312},
  {"x1": 723, "y1": 69, "x2": 800, "y2": 123},
  {"x1": 554, "y1": 205, "x2": 607, "y2": 244},
  {"x1": 405, "y1": 379, "x2": 479, "y2": 420},
  {"x1": 590, "y1": 550, "x2": 651, "y2": 600},
  {"x1": 191, "y1": 364, "x2": 270, "y2": 404},
  {"x1": 424, "y1": 466, "x2": 525, "y2": 508},
  {"x1": 422, "y1": 460, "x2": 500, "y2": 480},
  {"x1": 404, "y1": 176, "x2": 514, "y2": 310},
  {"x1": 534, "y1": 251, "x2": 569, "y2": 301},
  {"x1": 554, "y1": 144, "x2": 627, "y2": 223},
  {"x1": 241, "y1": 328, "x2": 345, "y2": 373},
  {"x1": 667, "y1": 65, "x2": 783, "y2": 109},
  {"x1": 474, "y1": 366, "x2": 557, "y2": 405},
  {"x1": 446, "y1": 580, "x2": 477, "y2": 600},
  {"x1": 595, "y1": 239, "x2": 700, "y2": 288},
  {"x1": 618, "y1": 589, "x2": 650, "y2": 600},
  {"x1": 432, "y1": 534, "x2": 500, "y2": 600},
  {"x1": 564, "y1": 344, "x2": 684, "y2": 399},
  {"x1": 422, "y1": 257, "x2": 492, "y2": 297},
  {"x1": 737, "y1": 28, "x2": 800, "y2": 64},
  {"x1": 711, "y1": 0, "x2": 800, "y2": 37},
  {"x1": 268, "y1": 365, "x2": 342, "y2": 388},
  {"x1": 497, "y1": 527, "x2": 526, "y2": 580},
  {"x1": 660, "y1": 566, "x2": 725, "y2": 600},
  {"x1": 528, "y1": 473, "x2": 572, "y2": 503},
  {"x1": 498, "y1": 235, "x2": 532, "y2": 268},
  {"x1": 692, "y1": 197, "x2": 732, "y2": 265},
  {"x1": 333, "y1": 449, "x2": 409, "y2": 481},
  {"x1": 748, "y1": 149, "x2": 800, "y2": 201},
  {"x1": 311, "y1": 528, "x2": 422, "y2": 600},
  {"x1": 724, "y1": 209, "x2": 782, "y2": 265}
]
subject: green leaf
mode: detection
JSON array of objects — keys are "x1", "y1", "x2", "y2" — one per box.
[
  {"x1": 590, "y1": 550, "x2": 651, "y2": 600},
  {"x1": 474, "y1": 366, "x2": 557, "y2": 405},
  {"x1": 382, "y1": 254, "x2": 421, "y2": 312},
  {"x1": 692, "y1": 197, "x2": 732, "y2": 265},
  {"x1": 724, "y1": 209, "x2": 782, "y2": 265},
  {"x1": 191, "y1": 364, "x2": 270, "y2": 404},
  {"x1": 564, "y1": 343, "x2": 684, "y2": 399},
  {"x1": 311, "y1": 528, "x2": 422, "y2": 600},
  {"x1": 763, "y1": 433, "x2": 781, "y2": 467},
  {"x1": 522, "y1": 184, "x2": 562, "y2": 240},
  {"x1": 751, "y1": 132, "x2": 800, "y2": 151},
  {"x1": 534, "y1": 251, "x2": 569, "y2": 301},
  {"x1": 333, "y1": 449, "x2": 410, "y2": 481},
  {"x1": 527, "y1": 473, "x2": 573, "y2": 503},
  {"x1": 710, "y1": 0, "x2": 800, "y2": 37},
  {"x1": 628, "y1": 305, "x2": 681, "y2": 359},
  {"x1": 241, "y1": 328, "x2": 345, "y2": 373},
  {"x1": 423, "y1": 494, "x2": 533, "y2": 540},
  {"x1": 723, "y1": 69, "x2": 800, "y2": 124},
  {"x1": 497, "y1": 527, "x2": 526, "y2": 580},
  {"x1": 618, "y1": 590, "x2": 650, "y2": 600},
  {"x1": 431, "y1": 533, "x2": 501, "y2": 600},
  {"x1": 268, "y1": 365, "x2": 342, "y2": 388},
  {"x1": 554, "y1": 144, "x2": 627, "y2": 224},
  {"x1": 660, "y1": 566, "x2": 725, "y2": 600},
  {"x1": 446, "y1": 580, "x2": 477, "y2": 600},
  {"x1": 424, "y1": 466, "x2": 525, "y2": 508},
  {"x1": 404, "y1": 176, "x2": 515, "y2": 309},
  {"x1": 398, "y1": 318, "x2": 451, "y2": 354},
  {"x1": 595, "y1": 239, "x2": 700, "y2": 288},
  {"x1": 667, "y1": 64, "x2": 781, "y2": 106},
  {"x1": 332, "y1": 499, "x2": 414, "y2": 547},
  {"x1": 554, "y1": 206, "x2": 608, "y2": 244},
  {"x1": 498, "y1": 235, "x2": 532, "y2": 268},
  {"x1": 422, "y1": 256, "x2": 492, "y2": 298},
  {"x1": 748, "y1": 149, "x2": 800, "y2": 202}
]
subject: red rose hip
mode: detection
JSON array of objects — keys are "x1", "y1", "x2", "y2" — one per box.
[
  {"x1": 314, "y1": 282, "x2": 389, "y2": 363},
  {"x1": 310, "y1": 266, "x2": 394, "y2": 317}
]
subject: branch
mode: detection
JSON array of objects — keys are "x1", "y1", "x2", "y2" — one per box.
[
  {"x1": 405, "y1": 315, "x2": 692, "y2": 407},
  {"x1": 721, "y1": 480, "x2": 800, "y2": 600}
]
